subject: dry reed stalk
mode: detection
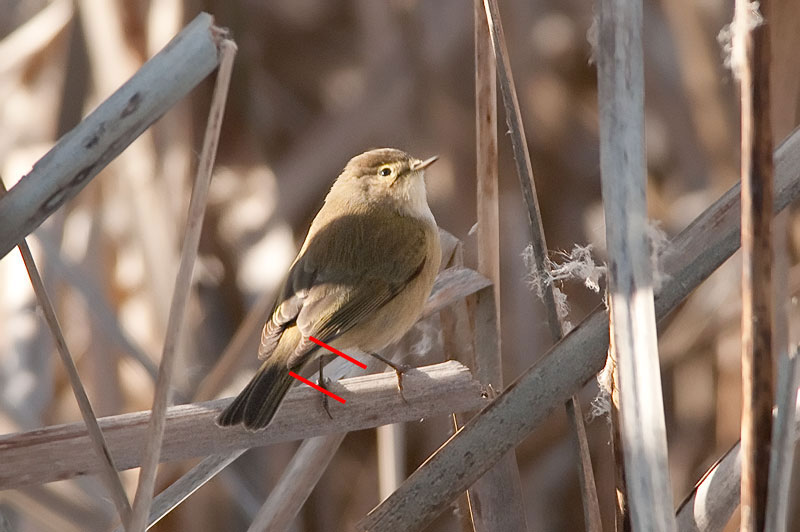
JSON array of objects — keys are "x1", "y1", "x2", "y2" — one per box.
[
  {"x1": 0, "y1": 13, "x2": 222, "y2": 260},
  {"x1": 766, "y1": 349, "x2": 800, "y2": 532},
  {"x1": 124, "y1": 452, "x2": 245, "y2": 532},
  {"x1": 676, "y1": 441, "x2": 743, "y2": 532},
  {"x1": 480, "y1": 0, "x2": 602, "y2": 529},
  {"x1": 33, "y1": 229, "x2": 159, "y2": 380},
  {"x1": 607, "y1": 351, "x2": 631, "y2": 531},
  {"x1": 474, "y1": 0, "x2": 498, "y2": 294},
  {"x1": 148, "y1": 325, "x2": 470, "y2": 529},
  {"x1": 358, "y1": 118, "x2": 800, "y2": 532},
  {"x1": 676, "y1": 375, "x2": 800, "y2": 531},
  {"x1": 154, "y1": 452, "x2": 244, "y2": 531},
  {"x1": 113, "y1": 261, "x2": 488, "y2": 529},
  {"x1": 195, "y1": 229, "x2": 469, "y2": 402},
  {"x1": 112, "y1": 451, "x2": 247, "y2": 532},
  {"x1": 480, "y1": 0, "x2": 553, "y2": 331},
  {"x1": 439, "y1": 243, "x2": 482, "y2": 532},
  {"x1": 0, "y1": 361, "x2": 484, "y2": 490},
  {"x1": 0, "y1": 182, "x2": 132, "y2": 527},
  {"x1": 766, "y1": 4, "x2": 800, "y2": 532},
  {"x1": 764, "y1": 2, "x2": 800, "y2": 529},
  {"x1": 377, "y1": 424, "x2": 405, "y2": 501},
  {"x1": 422, "y1": 267, "x2": 492, "y2": 318},
  {"x1": 596, "y1": 0, "x2": 676, "y2": 530},
  {"x1": 241, "y1": 354, "x2": 383, "y2": 531},
  {"x1": 466, "y1": 287, "x2": 528, "y2": 529},
  {"x1": 239, "y1": 352, "x2": 406, "y2": 531},
  {"x1": 565, "y1": 395, "x2": 603, "y2": 530},
  {"x1": 733, "y1": 0, "x2": 775, "y2": 530},
  {"x1": 127, "y1": 36, "x2": 237, "y2": 532},
  {"x1": 455, "y1": 1, "x2": 529, "y2": 530},
  {"x1": 246, "y1": 434, "x2": 348, "y2": 532},
  {"x1": 232, "y1": 247, "x2": 485, "y2": 530}
]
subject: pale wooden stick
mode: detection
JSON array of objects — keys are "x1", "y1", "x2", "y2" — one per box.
[
  {"x1": 246, "y1": 435, "x2": 347, "y2": 532},
  {"x1": 475, "y1": 0, "x2": 499, "y2": 306},
  {"x1": 733, "y1": 0, "x2": 775, "y2": 530},
  {"x1": 481, "y1": 0, "x2": 602, "y2": 529},
  {"x1": 356, "y1": 110, "x2": 800, "y2": 532},
  {"x1": 676, "y1": 442, "x2": 742, "y2": 532},
  {"x1": 127, "y1": 37, "x2": 237, "y2": 532},
  {"x1": 421, "y1": 267, "x2": 492, "y2": 320},
  {"x1": 766, "y1": 348, "x2": 800, "y2": 532},
  {"x1": 359, "y1": 313, "x2": 614, "y2": 532},
  {"x1": 460, "y1": 2, "x2": 529, "y2": 531},
  {"x1": 124, "y1": 258, "x2": 487, "y2": 531},
  {"x1": 596, "y1": 0, "x2": 676, "y2": 531},
  {"x1": 565, "y1": 395, "x2": 603, "y2": 531},
  {"x1": 676, "y1": 379, "x2": 800, "y2": 532},
  {"x1": 377, "y1": 424, "x2": 406, "y2": 501},
  {"x1": 607, "y1": 352, "x2": 631, "y2": 531},
  {"x1": 195, "y1": 230, "x2": 477, "y2": 402},
  {"x1": 243, "y1": 351, "x2": 389, "y2": 531},
  {"x1": 112, "y1": 452, "x2": 245, "y2": 532},
  {"x1": 0, "y1": 13, "x2": 222, "y2": 260},
  {"x1": 466, "y1": 286, "x2": 528, "y2": 529},
  {"x1": 243, "y1": 245, "x2": 485, "y2": 530},
  {"x1": 481, "y1": 0, "x2": 555, "y2": 335},
  {"x1": 0, "y1": 361, "x2": 484, "y2": 490},
  {"x1": 764, "y1": 3, "x2": 800, "y2": 526},
  {"x1": 33, "y1": 229, "x2": 158, "y2": 380},
  {"x1": 439, "y1": 242, "x2": 480, "y2": 532},
  {"x1": 241, "y1": 352, "x2": 378, "y2": 531},
  {"x1": 0, "y1": 182, "x2": 132, "y2": 527}
]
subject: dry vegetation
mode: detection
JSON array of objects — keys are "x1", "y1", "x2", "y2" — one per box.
[{"x1": 1, "y1": 0, "x2": 799, "y2": 531}]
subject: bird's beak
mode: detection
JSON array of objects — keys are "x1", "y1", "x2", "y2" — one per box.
[{"x1": 411, "y1": 156, "x2": 438, "y2": 171}]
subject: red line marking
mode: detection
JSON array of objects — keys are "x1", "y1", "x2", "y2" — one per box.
[
  {"x1": 308, "y1": 336, "x2": 367, "y2": 368},
  {"x1": 289, "y1": 371, "x2": 346, "y2": 403}
]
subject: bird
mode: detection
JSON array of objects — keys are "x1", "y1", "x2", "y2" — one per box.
[{"x1": 217, "y1": 148, "x2": 441, "y2": 431}]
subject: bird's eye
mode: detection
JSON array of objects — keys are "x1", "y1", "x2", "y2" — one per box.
[{"x1": 379, "y1": 166, "x2": 392, "y2": 177}]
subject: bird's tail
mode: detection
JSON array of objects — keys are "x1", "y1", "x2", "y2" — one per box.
[{"x1": 217, "y1": 330, "x2": 298, "y2": 431}]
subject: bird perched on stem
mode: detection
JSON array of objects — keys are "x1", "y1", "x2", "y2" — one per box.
[{"x1": 217, "y1": 148, "x2": 441, "y2": 431}]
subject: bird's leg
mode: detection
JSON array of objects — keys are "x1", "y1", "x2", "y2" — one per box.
[
  {"x1": 317, "y1": 356, "x2": 333, "y2": 419},
  {"x1": 370, "y1": 352, "x2": 410, "y2": 398}
]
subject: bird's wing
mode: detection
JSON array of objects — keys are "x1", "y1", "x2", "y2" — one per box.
[
  {"x1": 256, "y1": 266, "x2": 310, "y2": 360},
  {"x1": 259, "y1": 213, "x2": 429, "y2": 368},
  {"x1": 287, "y1": 261, "x2": 425, "y2": 367}
]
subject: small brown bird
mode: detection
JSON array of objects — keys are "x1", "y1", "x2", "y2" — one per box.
[{"x1": 217, "y1": 148, "x2": 441, "y2": 430}]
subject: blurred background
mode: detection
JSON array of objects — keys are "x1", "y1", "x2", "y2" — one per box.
[{"x1": 1, "y1": 0, "x2": 799, "y2": 531}]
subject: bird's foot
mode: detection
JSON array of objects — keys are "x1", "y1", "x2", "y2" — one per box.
[
  {"x1": 316, "y1": 375, "x2": 334, "y2": 419},
  {"x1": 317, "y1": 358, "x2": 334, "y2": 419},
  {"x1": 370, "y1": 352, "x2": 411, "y2": 402}
]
